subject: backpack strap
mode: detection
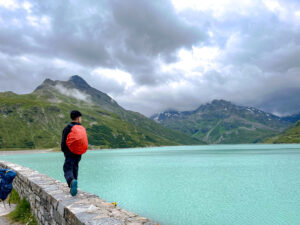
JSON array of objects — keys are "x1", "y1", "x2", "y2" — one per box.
[{"x1": 5, "y1": 169, "x2": 12, "y2": 176}]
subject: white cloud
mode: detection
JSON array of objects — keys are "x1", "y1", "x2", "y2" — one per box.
[
  {"x1": 26, "y1": 14, "x2": 51, "y2": 30},
  {"x1": 22, "y1": 1, "x2": 32, "y2": 13},
  {"x1": 54, "y1": 84, "x2": 92, "y2": 103},
  {"x1": 52, "y1": 58, "x2": 82, "y2": 71},
  {"x1": 262, "y1": 0, "x2": 282, "y2": 12},
  {"x1": 91, "y1": 68, "x2": 135, "y2": 91},
  {"x1": 171, "y1": 0, "x2": 255, "y2": 17},
  {"x1": 0, "y1": 0, "x2": 19, "y2": 10},
  {"x1": 161, "y1": 46, "x2": 221, "y2": 78},
  {"x1": 0, "y1": 0, "x2": 52, "y2": 30},
  {"x1": 262, "y1": 0, "x2": 292, "y2": 23}
]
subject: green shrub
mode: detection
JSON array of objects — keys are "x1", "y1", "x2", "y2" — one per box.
[
  {"x1": 8, "y1": 189, "x2": 38, "y2": 225},
  {"x1": 8, "y1": 189, "x2": 20, "y2": 204}
]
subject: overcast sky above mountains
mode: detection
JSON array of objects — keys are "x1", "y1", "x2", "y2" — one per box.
[{"x1": 0, "y1": 0, "x2": 300, "y2": 116}]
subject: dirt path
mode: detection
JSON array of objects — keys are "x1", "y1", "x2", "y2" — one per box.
[
  {"x1": 0, "y1": 202, "x2": 16, "y2": 216},
  {"x1": 0, "y1": 203, "x2": 21, "y2": 224},
  {"x1": 0, "y1": 215, "x2": 22, "y2": 225}
]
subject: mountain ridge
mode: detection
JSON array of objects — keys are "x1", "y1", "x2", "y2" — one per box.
[
  {"x1": 151, "y1": 99, "x2": 292, "y2": 144},
  {"x1": 0, "y1": 75, "x2": 202, "y2": 149}
]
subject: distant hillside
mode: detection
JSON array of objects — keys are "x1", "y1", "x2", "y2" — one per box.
[
  {"x1": 0, "y1": 76, "x2": 201, "y2": 149},
  {"x1": 266, "y1": 120, "x2": 300, "y2": 143},
  {"x1": 151, "y1": 100, "x2": 291, "y2": 144},
  {"x1": 281, "y1": 113, "x2": 300, "y2": 123}
]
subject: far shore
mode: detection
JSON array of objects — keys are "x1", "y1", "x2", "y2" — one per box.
[
  {"x1": 0, "y1": 148, "x2": 55, "y2": 155},
  {"x1": 1, "y1": 143, "x2": 296, "y2": 156},
  {"x1": 0, "y1": 147, "x2": 106, "y2": 155}
]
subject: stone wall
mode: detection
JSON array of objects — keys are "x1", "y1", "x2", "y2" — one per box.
[{"x1": 0, "y1": 161, "x2": 157, "y2": 225}]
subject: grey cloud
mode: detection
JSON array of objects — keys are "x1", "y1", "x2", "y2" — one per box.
[
  {"x1": 257, "y1": 43, "x2": 300, "y2": 73},
  {"x1": 0, "y1": 0, "x2": 205, "y2": 86},
  {"x1": 0, "y1": 53, "x2": 85, "y2": 94},
  {"x1": 175, "y1": 3, "x2": 300, "y2": 115},
  {"x1": 107, "y1": 0, "x2": 206, "y2": 85},
  {"x1": 109, "y1": 0, "x2": 204, "y2": 57},
  {"x1": 0, "y1": 0, "x2": 299, "y2": 116},
  {"x1": 255, "y1": 88, "x2": 300, "y2": 116}
]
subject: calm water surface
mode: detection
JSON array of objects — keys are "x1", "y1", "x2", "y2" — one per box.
[{"x1": 2, "y1": 144, "x2": 300, "y2": 225}]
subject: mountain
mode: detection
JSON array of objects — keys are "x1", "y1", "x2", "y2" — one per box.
[
  {"x1": 281, "y1": 113, "x2": 300, "y2": 123},
  {"x1": 34, "y1": 75, "x2": 123, "y2": 113},
  {"x1": 266, "y1": 120, "x2": 300, "y2": 143},
  {"x1": 151, "y1": 100, "x2": 292, "y2": 144},
  {"x1": 0, "y1": 75, "x2": 201, "y2": 149}
]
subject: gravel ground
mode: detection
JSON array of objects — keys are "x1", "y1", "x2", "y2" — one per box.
[
  {"x1": 0, "y1": 202, "x2": 21, "y2": 224},
  {"x1": 0, "y1": 215, "x2": 18, "y2": 224},
  {"x1": 0, "y1": 202, "x2": 16, "y2": 217}
]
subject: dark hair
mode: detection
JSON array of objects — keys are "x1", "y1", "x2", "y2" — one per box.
[{"x1": 70, "y1": 110, "x2": 82, "y2": 120}]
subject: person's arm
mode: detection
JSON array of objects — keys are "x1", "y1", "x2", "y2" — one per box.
[{"x1": 61, "y1": 126, "x2": 71, "y2": 152}]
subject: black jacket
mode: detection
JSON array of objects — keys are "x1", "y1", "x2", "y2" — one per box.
[{"x1": 61, "y1": 122, "x2": 81, "y2": 152}]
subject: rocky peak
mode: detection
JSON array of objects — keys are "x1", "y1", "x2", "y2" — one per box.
[
  {"x1": 194, "y1": 99, "x2": 234, "y2": 112},
  {"x1": 34, "y1": 75, "x2": 90, "y2": 92},
  {"x1": 33, "y1": 75, "x2": 123, "y2": 113},
  {"x1": 34, "y1": 78, "x2": 56, "y2": 92},
  {"x1": 68, "y1": 75, "x2": 90, "y2": 90},
  {"x1": 211, "y1": 99, "x2": 232, "y2": 106}
]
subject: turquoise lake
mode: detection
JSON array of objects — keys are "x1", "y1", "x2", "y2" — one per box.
[{"x1": 1, "y1": 144, "x2": 300, "y2": 225}]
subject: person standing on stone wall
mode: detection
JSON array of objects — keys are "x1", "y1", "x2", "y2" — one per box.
[{"x1": 61, "y1": 110, "x2": 88, "y2": 196}]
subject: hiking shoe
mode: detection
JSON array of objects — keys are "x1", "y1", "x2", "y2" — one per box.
[{"x1": 70, "y1": 179, "x2": 78, "y2": 196}]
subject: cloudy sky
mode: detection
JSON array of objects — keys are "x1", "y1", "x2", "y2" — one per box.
[{"x1": 0, "y1": 0, "x2": 300, "y2": 116}]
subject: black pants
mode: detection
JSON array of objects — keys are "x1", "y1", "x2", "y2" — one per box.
[{"x1": 63, "y1": 150, "x2": 81, "y2": 187}]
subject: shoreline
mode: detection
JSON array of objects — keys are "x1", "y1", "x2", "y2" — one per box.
[
  {"x1": 0, "y1": 143, "x2": 298, "y2": 156},
  {"x1": 0, "y1": 149, "x2": 54, "y2": 155}
]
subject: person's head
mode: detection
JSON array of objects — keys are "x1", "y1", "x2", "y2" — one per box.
[{"x1": 70, "y1": 110, "x2": 82, "y2": 123}]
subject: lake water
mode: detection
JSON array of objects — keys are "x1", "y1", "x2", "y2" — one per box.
[{"x1": 2, "y1": 144, "x2": 300, "y2": 225}]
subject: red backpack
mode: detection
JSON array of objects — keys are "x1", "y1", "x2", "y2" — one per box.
[{"x1": 66, "y1": 124, "x2": 88, "y2": 155}]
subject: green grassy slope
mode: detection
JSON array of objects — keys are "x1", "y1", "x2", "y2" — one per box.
[
  {"x1": 0, "y1": 83, "x2": 201, "y2": 149},
  {"x1": 266, "y1": 120, "x2": 300, "y2": 143}
]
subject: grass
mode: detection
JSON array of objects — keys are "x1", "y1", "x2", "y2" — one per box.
[
  {"x1": 7, "y1": 189, "x2": 20, "y2": 204},
  {"x1": 6, "y1": 189, "x2": 38, "y2": 225},
  {"x1": 0, "y1": 91, "x2": 201, "y2": 150},
  {"x1": 266, "y1": 121, "x2": 300, "y2": 143}
]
